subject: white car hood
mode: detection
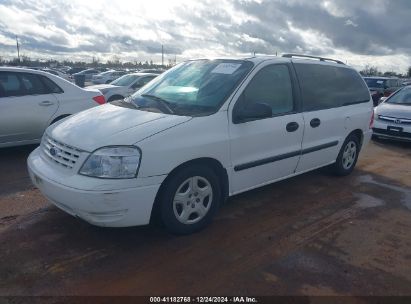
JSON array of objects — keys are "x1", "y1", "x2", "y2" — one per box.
[
  {"x1": 376, "y1": 102, "x2": 411, "y2": 119},
  {"x1": 48, "y1": 103, "x2": 191, "y2": 151}
]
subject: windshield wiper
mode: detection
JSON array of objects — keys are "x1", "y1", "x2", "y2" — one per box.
[{"x1": 141, "y1": 94, "x2": 175, "y2": 114}]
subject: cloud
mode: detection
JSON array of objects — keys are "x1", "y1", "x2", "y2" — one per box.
[{"x1": 0, "y1": 0, "x2": 410, "y2": 73}]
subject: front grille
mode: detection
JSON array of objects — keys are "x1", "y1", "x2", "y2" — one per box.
[
  {"x1": 378, "y1": 115, "x2": 411, "y2": 125},
  {"x1": 42, "y1": 134, "x2": 82, "y2": 169},
  {"x1": 373, "y1": 128, "x2": 411, "y2": 139}
]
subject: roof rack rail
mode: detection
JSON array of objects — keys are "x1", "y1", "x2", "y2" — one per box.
[{"x1": 282, "y1": 54, "x2": 345, "y2": 65}]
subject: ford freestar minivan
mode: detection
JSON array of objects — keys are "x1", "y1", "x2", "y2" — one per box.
[{"x1": 28, "y1": 54, "x2": 373, "y2": 234}]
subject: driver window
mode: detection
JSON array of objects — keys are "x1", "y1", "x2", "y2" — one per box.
[{"x1": 239, "y1": 64, "x2": 294, "y2": 116}]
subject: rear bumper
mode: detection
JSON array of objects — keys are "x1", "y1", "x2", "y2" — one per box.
[{"x1": 28, "y1": 148, "x2": 161, "y2": 227}]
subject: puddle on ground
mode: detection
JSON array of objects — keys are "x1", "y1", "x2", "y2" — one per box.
[{"x1": 356, "y1": 175, "x2": 411, "y2": 211}]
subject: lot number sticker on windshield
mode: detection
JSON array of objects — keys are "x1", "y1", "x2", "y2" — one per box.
[{"x1": 211, "y1": 63, "x2": 241, "y2": 74}]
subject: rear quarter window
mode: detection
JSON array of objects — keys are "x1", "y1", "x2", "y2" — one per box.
[{"x1": 294, "y1": 63, "x2": 370, "y2": 111}]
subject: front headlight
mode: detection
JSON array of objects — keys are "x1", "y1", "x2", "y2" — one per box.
[{"x1": 79, "y1": 146, "x2": 141, "y2": 179}]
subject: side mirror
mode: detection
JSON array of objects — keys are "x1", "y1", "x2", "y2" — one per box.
[{"x1": 233, "y1": 102, "x2": 272, "y2": 123}]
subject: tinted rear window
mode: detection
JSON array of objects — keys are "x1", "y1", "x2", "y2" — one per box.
[{"x1": 294, "y1": 63, "x2": 370, "y2": 111}]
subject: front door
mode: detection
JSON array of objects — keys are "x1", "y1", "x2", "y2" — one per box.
[{"x1": 228, "y1": 63, "x2": 304, "y2": 194}]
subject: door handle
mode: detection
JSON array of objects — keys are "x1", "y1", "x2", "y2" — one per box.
[
  {"x1": 286, "y1": 122, "x2": 299, "y2": 132},
  {"x1": 39, "y1": 100, "x2": 54, "y2": 106},
  {"x1": 310, "y1": 118, "x2": 321, "y2": 128}
]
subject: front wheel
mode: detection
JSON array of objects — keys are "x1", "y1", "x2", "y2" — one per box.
[
  {"x1": 331, "y1": 134, "x2": 360, "y2": 176},
  {"x1": 160, "y1": 165, "x2": 221, "y2": 235}
]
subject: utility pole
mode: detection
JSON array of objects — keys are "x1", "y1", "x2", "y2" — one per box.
[
  {"x1": 16, "y1": 36, "x2": 20, "y2": 61},
  {"x1": 161, "y1": 44, "x2": 164, "y2": 67}
]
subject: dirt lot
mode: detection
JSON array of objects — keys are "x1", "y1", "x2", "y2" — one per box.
[{"x1": 0, "y1": 139, "x2": 410, "y2": 297}]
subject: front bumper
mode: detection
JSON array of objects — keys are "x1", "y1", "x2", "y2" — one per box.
[
  {"x1": 27, "y1": 147, "x2": 162, "y2": 227},
  {"x1": 373, "y1": 119, "x2": 411, "y2": 142}
]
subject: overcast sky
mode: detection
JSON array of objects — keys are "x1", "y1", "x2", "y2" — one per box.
[{"x1": 0, "y1": 0, "x2": 410, "y2": 73}]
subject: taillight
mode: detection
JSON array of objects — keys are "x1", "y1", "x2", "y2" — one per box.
[
  {"x1": 93, "y1": 95, "x2": 106, "y2": 105},
  {"x1": 369, "y1": 110, "x2": 374, "y2": 129}
]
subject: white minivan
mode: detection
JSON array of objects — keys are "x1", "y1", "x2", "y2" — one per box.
[{"x1": 28, "y1": 54, "x2": 373, "y2": 234}]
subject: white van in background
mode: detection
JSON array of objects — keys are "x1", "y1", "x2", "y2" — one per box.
[{"x1": 28, "y1": 54, "x2": 373, "y2": 234}]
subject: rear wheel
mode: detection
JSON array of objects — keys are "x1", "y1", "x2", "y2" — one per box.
[
  {"x1": 331, "y1": 134, "x2": 360, "y2": 176},
  {"x1": 160, "y1": 165, "x2": 221, "y2": 235}
]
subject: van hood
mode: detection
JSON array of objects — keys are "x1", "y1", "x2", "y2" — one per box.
[
  {"x1": 48, "y1": 103, "x2": 192, "y2": 151},
  {"x1": 376, "y1": 102, "x2": 411, "y2": 119}
]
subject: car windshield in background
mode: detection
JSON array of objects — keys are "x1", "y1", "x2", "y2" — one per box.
[
  {"x1": 129, "y1": 59, "x2": 254, "y2": 116},
  {"x1": 386, "y1": 87, "x2": 411, "y2": 105},
  {"x1": 111, "y1": 74, "x2": 138, "y2": 86},
  {"x1": 365, "y1": 78, "x2": 386, "y2": 88}
]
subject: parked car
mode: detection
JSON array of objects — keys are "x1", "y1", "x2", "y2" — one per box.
[
  {"x1": 72, "y1": 69, "x2": 100, "y2": 82},
  {"x1": 88, "y1": 73, "x2": 158, "y2": 102},
  {"x1": 0, "y1": 67, "x2": 106, "y2": 148},
  {"x1": 28, "y1": 55, "x2": 373, "y2": 234},
  {"x1": 372, "y1": 85, "x2": 411, "y2": 142},
  {"x1": 91, "y1": 70, "x2": 128, "y2": 84},
  {"x1": 42, "y1": 68, "x2": 72, "y2": 82},
  {"x1": 363, "y1": 77, "x2": 403, "y2": 106}
]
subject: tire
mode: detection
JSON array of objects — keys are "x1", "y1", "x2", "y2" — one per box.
[
  {"x1": 159, "y1": 165, "x2": 221, "y2": 235},
  {"x1": 331, "y1": 134, "x2": 360, "y2": 176}
]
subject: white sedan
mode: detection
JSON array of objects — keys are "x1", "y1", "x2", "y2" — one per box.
[
  {"x1": 88, "y1": 73, "x2": 158, "y2": 102},
  {"x1": 0, "y1": 67, "x2": 106, "y2": 148}
]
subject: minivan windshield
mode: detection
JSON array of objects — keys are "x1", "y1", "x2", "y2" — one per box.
[
  {"x1": 386, "y1": 87, "x2": 411, "y2": 105},
  {"x1": 129, "y1": 59, "x2": 254, "y2": 116}
]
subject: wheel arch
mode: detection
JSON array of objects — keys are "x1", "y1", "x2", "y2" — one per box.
[
  {"x1": 107, "y1": 94, "x2": 124, "y2": 102},
  {"x1": 150, "y1": 157, "x2": 229, "y2": 223},
  {"x1": 50, "y1": 114, "x2": 71, "y2": 125},
  {"x1": 348, "y1": 129, "x2": 364, "y2": 147}
]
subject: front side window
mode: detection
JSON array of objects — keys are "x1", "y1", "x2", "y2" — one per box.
[
  {"x1": 295, "y1": 63, "x2": 370, "y2": 111},
  {"x1": 235, "y1": 64, "x2": 294, "y2": 117},
  {"x1": 129, "y1": 59, "x2": 254, "y2": 116}
]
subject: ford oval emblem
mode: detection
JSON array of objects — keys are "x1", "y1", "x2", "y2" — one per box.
[{"x1": 50, "y1": 147, "x2": 57, "y2": 156}]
